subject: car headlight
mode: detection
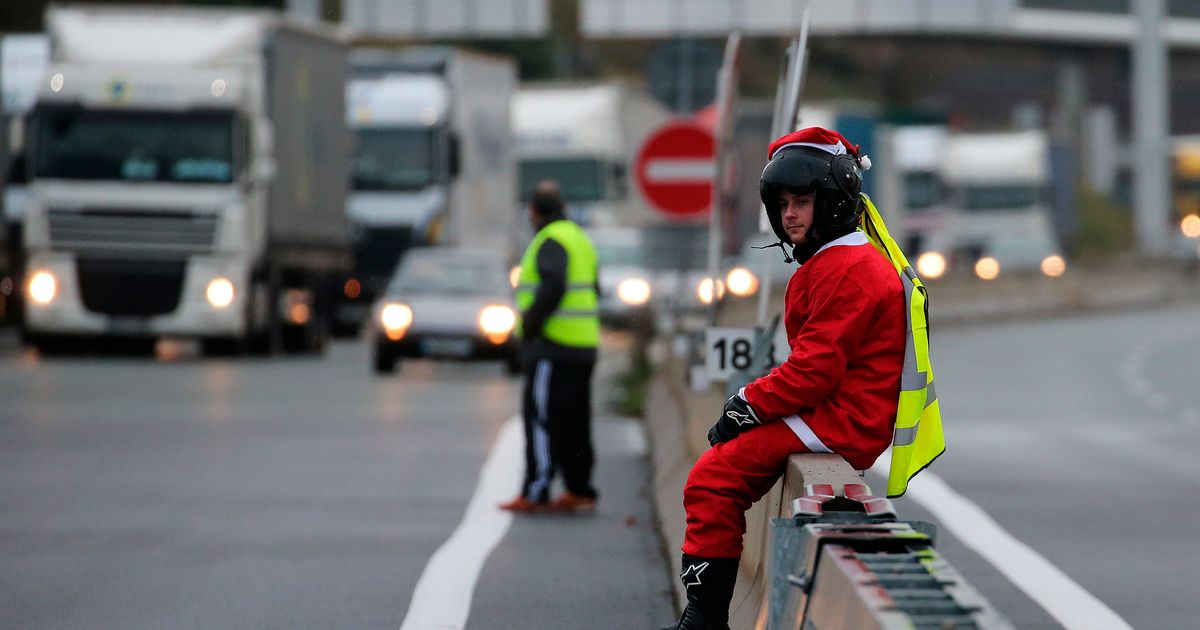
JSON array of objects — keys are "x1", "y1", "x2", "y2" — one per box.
[
  {"x1": 616, "y1": 277, "x2": 652, "y2": 306},
  {"x1": 205, "y1": 277, "x2": 235, "y2": 309},
  {"x1": 916, "y1": 252, "x2": 947, "y2": 280},
  {"x1": 696, "y1": 277, "x2": 725, "y2": 305},
  {"x1": 974, "y1": 256, "x2": 1000, "y2": 281},
  {"x1": 479, "y1": 305, "x2": 516, "y2": 343},
  {"x1": 380, "y1": 302, "x2": 413, "y2": 340},
  {"x1": 725, "y1": 267, "x2": 758, "y2": 297},
  {"x1": 509, "y1": 266, "x2": 521, "y2": 289},
  {"x1": 28, "y1": 270, "x2": 57, "y2": 305},
  {"x1": 1041, "y1": 255, "x2": 1066, "y2": 278},
  {"x1": 1181, "y1": 214, "x2": 1200, "y2": 238}
]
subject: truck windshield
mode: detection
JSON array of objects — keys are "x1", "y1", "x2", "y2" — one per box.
[
  {"x1": 33, "y1": 108, "x2": 235, "y2": 183},
  {"x1": 519, "y1": 158, "x2": 605, "y2": 202},
  {"x1": 904, "y1": 171, "x2": 942, "y2": 211},
  {"x1": 354, "y1": 127, "x2": 436, "y2": 191},
  {"x1": 961, "y1": 185, "x2": 1040, "y2": 211}
]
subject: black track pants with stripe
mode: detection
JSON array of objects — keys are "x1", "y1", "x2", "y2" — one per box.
[{"x1": 519, "y1": 358, "x2": 597, "y2": 502}]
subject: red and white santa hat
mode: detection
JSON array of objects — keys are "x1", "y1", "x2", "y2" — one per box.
[{"x1": 767, "y1": 127, "x2": 872, "y2": 171}]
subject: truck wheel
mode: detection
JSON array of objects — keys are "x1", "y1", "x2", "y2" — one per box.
[
  {"x1": 29, "y1": 334, "x2": 77, "y2": 357},
  {"x1": 373, "y1": 346, "x2": 397, "y2": 374},
  {"x1": 246, "y1": 278, "x2": 282, "y2": 355}
]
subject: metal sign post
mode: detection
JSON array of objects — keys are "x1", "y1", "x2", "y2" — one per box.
[
  {"x1": 757, "y1": 4, "x2": 812, "y2": 327},
  {"x1": 705, "y1": 31, "x2": 741, "y2": 327}
]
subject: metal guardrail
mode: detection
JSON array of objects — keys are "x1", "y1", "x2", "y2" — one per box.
[{"x1": 768, "y1": 483, "x2": 1013, "y2": 630}]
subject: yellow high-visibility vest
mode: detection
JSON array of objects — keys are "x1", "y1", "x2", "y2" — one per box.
[
  {"x1": 515, "y1": 220, "x2": 600, "y2": 348},
  {"x1": 859, "y1": 194, "x2": 946, "y2": 498}
]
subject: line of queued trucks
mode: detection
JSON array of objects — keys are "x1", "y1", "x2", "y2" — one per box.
[{"x1": 4, "y1": 6, "x2": 1190, "y2": 360}]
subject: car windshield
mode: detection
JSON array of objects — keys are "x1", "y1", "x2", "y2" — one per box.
[
  {"x1": 33, "y1": 107, "x2": 235, "y2": 183},
  {"x1": 354, "y1": 127, "x2": 436, "y2": 191},
  {"x1": 519, "y1": 158, "x2": 605, "y2": 202},
  {"x1": 390, "y1": 254, "x2": 507, "y2": 295}
]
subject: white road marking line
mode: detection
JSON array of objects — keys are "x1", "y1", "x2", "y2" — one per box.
[
  {"x1": 399, "y1": 416, "x2": 522, "y2": 630},
  {"x1": 872, "y1": 454, "x2": 1133, "y2": 630}
]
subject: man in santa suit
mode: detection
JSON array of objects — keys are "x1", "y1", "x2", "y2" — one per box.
[{"x1": 662, "y1": 127, "x2": 907, "y2": 630}]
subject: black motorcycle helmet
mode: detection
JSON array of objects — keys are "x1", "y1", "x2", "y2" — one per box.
[{"x1": 759, "y1": 128, "x2": 869, "y2": 261}]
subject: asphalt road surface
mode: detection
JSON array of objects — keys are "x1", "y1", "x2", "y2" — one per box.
[
  {"x1": 0, "y1": 333, "x2": 674, "y2": 629},
  {"x1": 866, "y1": 303, "x2": 1200, "y2": 629},
  {"x1": 5, "y1": 303, "x2": 1198, "y2": 629}
]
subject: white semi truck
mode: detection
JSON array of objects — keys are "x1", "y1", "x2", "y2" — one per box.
[
  {"x1": 908, "y1": 129, "x2": 1065, "y2": 280},
  {"x1": 336, "y1": 48, "x2": 516, "y2": 333},
  {"x1": 22, "y1": 6, "x2": 351, "y2": 354},
  {"x1": 512, "y1": 82, "x2": 670, "y2": 325},
  {"x1": 1, "y1": 34, "x2": 49, "y2": 325},
  {"x1": 512, "y1": 82, "x2": 668, "y2": 229}
]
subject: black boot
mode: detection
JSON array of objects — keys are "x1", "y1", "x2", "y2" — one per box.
[{"x1": 660, "y1": 554, "x2": 739, "y2": 630}]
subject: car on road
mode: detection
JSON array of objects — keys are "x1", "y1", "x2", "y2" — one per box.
[
  {"x1": 588, "y1": 226, "x2": 655, "y2": 329},
  {"x1": 370, "y1": 247, "x2": 520, "y2": 375}
]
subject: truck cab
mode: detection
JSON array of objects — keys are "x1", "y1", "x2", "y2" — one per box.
[
  {"x1": 916, "y1": 130, "x2": 1066, "y2": 280},
  {"x1": 336, "y1": 48, "x2": 516, "y2": 334}
]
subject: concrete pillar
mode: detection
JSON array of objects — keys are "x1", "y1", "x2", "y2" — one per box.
[{"x1": 1132, "y1": 0, "x2": 1171, "y2": 256}]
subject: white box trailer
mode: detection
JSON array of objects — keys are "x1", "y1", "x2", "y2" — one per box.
[{"x1": 23, "y1": 6, "x2": 351, "y2": 354}]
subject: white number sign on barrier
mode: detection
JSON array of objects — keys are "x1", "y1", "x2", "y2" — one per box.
[{"x1": 704, "y1": 326, "x2": 790, "y2": 382}]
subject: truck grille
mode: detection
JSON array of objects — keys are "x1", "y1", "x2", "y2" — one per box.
[
  {"x1": 49, "y1": 209, "x2": 218, "y2": 260},
  {"x1": 76, "y1": 258, "x2": 186, "y2": 317}
]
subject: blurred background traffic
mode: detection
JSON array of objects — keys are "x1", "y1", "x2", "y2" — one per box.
[{"x1": 0, "y1": 0, "x2": 1196, "y2": 358}]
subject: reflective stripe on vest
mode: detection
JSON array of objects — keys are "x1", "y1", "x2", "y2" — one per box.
[
  {"x1": 515, "y1": 220, "x2": 600, "y2": 348},
  {"x1": 860, "y1": 194, "x2": 946, "y2": 498}
]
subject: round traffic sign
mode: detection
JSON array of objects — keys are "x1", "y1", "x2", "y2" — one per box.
[{"x1": 635, "y1": 122, "x2": 715, "y2": 220}]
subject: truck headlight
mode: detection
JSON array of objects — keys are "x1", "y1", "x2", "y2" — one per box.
[
  {"x1": 617, "y1": 277, "x2": 652, "y2": 306},
  {"x1": 725, "y1": 267, "x2": 759, "y2": 297},
  {"x1": 1041, "y1": 255, "x2": 1066, "y2": 278},
  {"x1": 380, "y1": 302, "x2": 413, "y2": 340},
  {"x1": 28, "y1": 270, "x2": 57, "y2": 305},
  {"x1": 479, "y1": 305, "x2": 516, "y2": 344},
  {"x1": 974, "y1": 257, "x2": 1000, "y2": 281},
  {"x1": 916, "y1": 252, "x2": 947, "y2": 280},
  {"x1": 206, "y1": 277, "x2": 236, "y2": 309}
]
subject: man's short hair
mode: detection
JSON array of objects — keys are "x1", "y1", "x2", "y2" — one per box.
[{"x1": 530, "y1": 180, "x2": 565, "y2": 217}]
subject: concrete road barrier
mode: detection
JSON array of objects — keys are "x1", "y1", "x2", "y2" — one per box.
[{"x1": 647, "y1": 260, "x2": 1198, "y2": 627}]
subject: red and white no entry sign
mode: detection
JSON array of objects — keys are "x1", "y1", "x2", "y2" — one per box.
[{"x1": 635, "y1": 121, "x2": 715, "y2": 220}]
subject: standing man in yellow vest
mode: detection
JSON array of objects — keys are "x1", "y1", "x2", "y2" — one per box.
[{"x1": 500, "y1": 180, "x2": 602, "y2": 514}]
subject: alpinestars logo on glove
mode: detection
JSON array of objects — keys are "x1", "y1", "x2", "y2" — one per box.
[
  {"x1": 681, "y1": 562, "x2": 709, "y2": 587},
  {"x1": 725, "y1": 409, "x2": 756, "y2": 427}
]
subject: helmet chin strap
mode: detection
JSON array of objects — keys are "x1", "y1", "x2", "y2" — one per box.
[{"x1": 753, "y1": 240, "x2": 795, "y2": 264}]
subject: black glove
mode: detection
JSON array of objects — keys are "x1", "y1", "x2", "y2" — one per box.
[{"x1": 707, "y1": 393, "x2": 763, "y2": 446}]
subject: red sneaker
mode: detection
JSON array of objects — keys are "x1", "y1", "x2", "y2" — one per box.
[
  {"x1": 498, "y1": 496, "x2": 551, "y2": 513},
  {"x1": 549, "y1": 492, "x2": 597, "y2": 514}
]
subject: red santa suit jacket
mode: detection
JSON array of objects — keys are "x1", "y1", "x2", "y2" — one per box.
[{"x1": 742, "y1": 231, "x2": 906, "y2": 470}]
